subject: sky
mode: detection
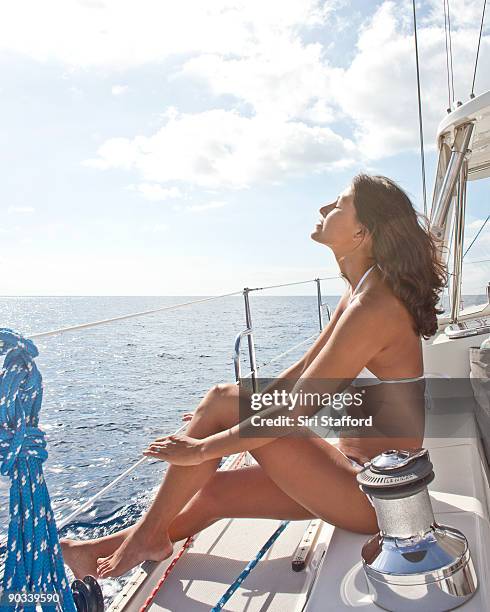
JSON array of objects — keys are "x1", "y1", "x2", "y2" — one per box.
[{"x1": 0, "y1": 0, "x2": 489, "y2": 296}]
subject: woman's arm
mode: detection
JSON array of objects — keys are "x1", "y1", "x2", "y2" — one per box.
[
  {"x1": 256, "y1": 289, "x2": 350, "y2": 395},
  {"x1": 199, "y1": 298, "x2": 390, "y2": 460},
  {"x1": 297, "y1": 289, "x2": 349, "y2": 372},
  {"x1": 144, "y1": 290, "x2": 371, "y2": 465}
]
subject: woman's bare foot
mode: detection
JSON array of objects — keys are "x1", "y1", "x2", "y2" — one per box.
[
  {"x1": 61, "y1": 528, "x2": 131, "y2": 579},
  {"x1": 96, "y1": 523, "x2": 173, "y2": 578}
]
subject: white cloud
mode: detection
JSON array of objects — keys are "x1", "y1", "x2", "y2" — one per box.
[
  {"x1": 187, "y1": 201, "x2": 227, "y2": 212},
  {"x1": 8, "y1": 206, "x2": 35, "y2": 214},
  {"x1": 0, "y1": 0, "x2": 329, "y2": 68},
  {"x1": 83, "y1": 0, "x2": 488, "y2": 190},
  {"x1": 86, "y1": 108, "x2": 357, "y2": 189},
  {"x1": 111, "y1": 84, "x2": 128, "y2": 96},
  {"x1": 424, "y1": 0, "x2": 487, "y2": 29},
  {"x1": 461, "y1": 220, "x2": 490, "y2": 293},
  {"x1": 127, "y1": 183, "x2": 184, "y2": 201},
  {"x1": 329, "y1": 1, "x2": 490, "y2": 157},
  {"x1": 464, "y1": 220, "x2": 490, "y2": 258},
  {"x1": 180, "y1": 1, "x2": 489, "y2": 159},
  {"x1": 7, "y1": 1, "x2": 487, "y2": 190},
  {"x1": 178, "y1": 35, "x2": 336, "y2": 121}
]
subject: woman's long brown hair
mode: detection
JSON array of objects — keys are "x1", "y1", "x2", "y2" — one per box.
[{"x1": 352, "y1": 173, "x2": 448, "y2": 339}]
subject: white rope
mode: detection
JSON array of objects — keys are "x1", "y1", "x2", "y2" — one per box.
[
  {"x1": 29, "y1": 292, "x2": 243, "y2": 340},
  {"x1": 27, "y1": 277, "x2": 338, "y2": 341}
]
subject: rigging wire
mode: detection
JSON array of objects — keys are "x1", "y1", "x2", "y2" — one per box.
[
  {"x1": 412, "y1": 0, "x2": 428, "y2": 216},
  {"x1": 464, "y1": 258, "x2": 490, "y2": 264},
  {"x1": 446, "y1": 259, "x2": 490, "y2": 273},
  {"x1": 443, "y1": 0, "x2": 452, "y2": 109},
  {"x1": 444, "y1": 213, "x2": 490, "y2": 312},
  {"x1": 447, "y1": 0, "x2": 456, "y2": 103},
  {"x1": 470, "y1": 0, "x2": 487, "y2": 98},
  {"x1": 463, "y1": 214, "x2": 490, "y2": 259}
]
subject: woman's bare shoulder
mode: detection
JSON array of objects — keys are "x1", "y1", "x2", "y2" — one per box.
[{"x1": 357, "y1": 283, "x2": 415, "y2": 335}]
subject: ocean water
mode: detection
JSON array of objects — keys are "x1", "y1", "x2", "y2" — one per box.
[
  {"x1": 0, "y1": 293, "x2": 485, "y2": 601},
  {"x1": 0, "y1": 294, "x2": 338, "y2": 599}
]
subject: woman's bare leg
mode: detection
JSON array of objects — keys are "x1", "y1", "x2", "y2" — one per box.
[
  {"x1": 249, "y1": 438, "x2": 378, "y2": 534},
  {"x1": 94, "y1": 382, "x2": 376, "y2": 578},
  {"x1": 63, "y1": 386, "x2": 239, "y2": 579},
  {"x1": 96, "y1": 384, "x2": 249, "y2": 577},
  {"x1": 62, "y1": 463, "x2": 314, "y2": 578}
]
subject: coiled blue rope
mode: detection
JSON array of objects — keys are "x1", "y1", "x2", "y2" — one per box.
[
  {"x1": 0, "y1": 329, "x2": 76, "y2": 611},
  {"x1": 210, "y1": 520, "x2": 289, "y2": 612}
]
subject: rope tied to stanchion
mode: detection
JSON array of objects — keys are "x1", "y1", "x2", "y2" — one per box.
[{"x1": 0, "y1": 328, "x2": 77, "y2": 611}]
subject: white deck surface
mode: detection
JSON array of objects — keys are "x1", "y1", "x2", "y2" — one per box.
[
  {"x1": 147, "y1": 518, "x2": 321, "y2": 611},
  {"x1": 109, "y1": 516, "x2": 329, "y2": 611}
]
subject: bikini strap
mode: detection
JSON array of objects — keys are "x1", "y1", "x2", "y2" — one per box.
[{"x1": 351, "y1": 264, "x2": 376, "y2": 299}]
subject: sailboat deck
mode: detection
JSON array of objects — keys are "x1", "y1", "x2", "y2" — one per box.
[
  {"x1": 109, "y1": 514, "x2": 329, "y2": 611},
  {"x1": 108, "y1": 399, "x2": 490, "y2": 612}
]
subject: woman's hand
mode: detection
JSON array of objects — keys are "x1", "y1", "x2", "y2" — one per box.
[{"x1": 143, "y1": 433, "x2": 205, "y2": 466}]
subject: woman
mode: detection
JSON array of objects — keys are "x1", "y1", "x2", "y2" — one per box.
[{"x1": 61, "y1": 173, "x2": 447, "y2": 580}]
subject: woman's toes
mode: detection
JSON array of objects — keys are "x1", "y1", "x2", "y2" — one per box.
[
  {"x1": 97, "y1": 558, "x2": 110, "y2": 569},
  {"x1": 96, "y1": 556, "x2": 110, "y2": 568},
  {"x1": 97, "y1": 561, "x2": 111, "y2": 576},
  {"x1": 99, "y1": 558, "x2": 119, "y2": 578}
]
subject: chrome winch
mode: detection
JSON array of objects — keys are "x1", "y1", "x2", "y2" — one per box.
[{"x1": 356, "y1": 448, "x2": 478, "y2": 611}]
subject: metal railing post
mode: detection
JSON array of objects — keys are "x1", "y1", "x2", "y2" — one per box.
[
  {"x1": 450, "y1": 159, "x2": 469, "y2": 323},
  {"x1": 315, "y1": 278, "x2": 323, "y2": 332},
  {"x1": 431, "y1": 122, "x2": 474, "y2": 263},
  {"x1": 233, "y1": 329, "x2": 252, "y2": 382},
  {"x1": 243, "y1": 288, "x2": 259, "y2": 392}
]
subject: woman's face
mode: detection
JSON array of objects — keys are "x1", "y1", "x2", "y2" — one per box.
[{"x1": 311, "y1": 184, "x2": 364, "y2": 254}]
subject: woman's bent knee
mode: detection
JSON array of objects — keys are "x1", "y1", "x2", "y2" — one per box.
[
  {"x1": 205, "y1": 383, "x2": 236, "y2": 403},
  {"x1": 214, "y1": 383, "x2": 237, "y2": 397},
  {"x1": 196, "y1": 383, "x2": 240, "y2": 427}
]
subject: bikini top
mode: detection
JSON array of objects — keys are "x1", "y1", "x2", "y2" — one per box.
[{"x1": 352, "y1": 366, "x2": 425, "y2": 386}]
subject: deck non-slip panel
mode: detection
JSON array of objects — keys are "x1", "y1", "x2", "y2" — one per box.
[{"x1": 145, "y1": 517, "x2": 317, "y2": 611}]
